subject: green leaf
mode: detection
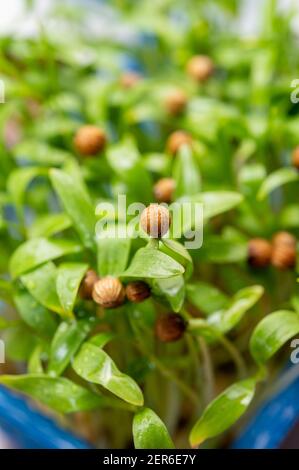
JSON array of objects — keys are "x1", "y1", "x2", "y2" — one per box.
[
  {"x1": 10, "y1": 237, "x2": 82, "y2": 279},
  {"x1": 13, "y1": 140, "x2": 72, "y2": 166},
  {"x1": 97, "y1": 224, "x2": 131, "y2": 276},
  {"x1": 0, "y1": 375, "x2": 104, "y2": 413},
  {"x1": 124, "y1": 162, "x2": 153, "y2": 206},
  {"x1": 160, "y1": 239, "x2": 193, "y2": 278},
  {"x1": 208, "y1": 285, "x2": 264, "y2": 333},
  {"x1": 48, "y1": 319, "x2": 93, "y2": 376},
  {"x1": 14, "y1": 288, "x2": 57, "y2": 338},
  {"x1": 50, "y1": 169, "x2": 96, "y2": 249},
  {"x1": 56, "y1": 263, "x2": 88, "y2": 315},
  {"x1": 105, "y1": 137, "x2": 152, "y2": 203},
  {"x1": 151, "y1": 275, "x2": 185, "y2": 312},
  {"x1": 21, "y1": 262, "x2": 66, "y2": 317},
  {"x1": 106, "y1": 137, "x2": 139, "y2": 173},
  {"x1": 28, "y1": 345, "x2": 44, "y2": 374},
  {"x1": 173, "y1": 145, "x2": 201, "y2": 198},
  {"x1": 28, "y1": 213, "x2": 72, "y2": 238},
  {"x1": 250, "y1": 310, "x2": 299, "y2": 363},
  {"x1": 189, "y1": 379, "x2": 256, "y2": 447},
  {"x1": 238, "y1": 163, "x2": 266, "y2": 198},
  {"x1": 258, "y1": 168, "x2": 299, "y2": 200},
  {"x1": 122, "y1": 248, "x2": 184, "y2": 279},
  {"x1": 3, "y1": 325, "x2": 37, "y2": 361},
  {"x1": 73, "y1": 342, "x2": 144, "y2": 406},
  {"x1": 88, "y1": 332, "x2": 115, "y2": 348},
  {"x1": 133, "y1": 408, "x2": 175, "y2": 449},
  {"x1": 188, "y1": 319, "x2": 221, "y2": 343},
  {"x1": 186, "y1": 282, "x2": 229, "y2": 316},
  {"x1": 199, "y1": 236, "x2": 247, "y2": 263},
  {"x1": 7, "y1": 167, "x2": 47, "y2": 215},
  {"x1": 189, "y1": 191, "x2": 243, "y2": 220}
]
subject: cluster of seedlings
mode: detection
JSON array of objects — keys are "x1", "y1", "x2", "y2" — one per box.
[
  {"x1": 78, "y1": 201, "x2": 185, "y2": 343},
  {"x1": 70, "y1": 57, "x2": 213, "y2": 347},
  {"x1": 72, "y1": 53, "x2": 299, "y2": 349}
]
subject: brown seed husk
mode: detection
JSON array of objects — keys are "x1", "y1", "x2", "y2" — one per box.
[
  {"x1": 74, "y1": 125, "x2": 106, "y2": 156},
  {"x1": 153, "y1": 178, "x2": 176, "y2": 203},
  {"x1": 187, "y1": 55, "x2": 214, "y2": 82},
  {"x1": 292, "y1": 146, "x2": 299, "y2": 169},
  {"x1": 126, "y1": 281, "x2": 151, "y2": 303},
  {"x1": 140, "y1": 203, "x2": 171, "y2": 238},
  {"x1": 165, "y1": 89, "x2": 187, "y2": 116},
  {"x1": 79, "y1": 269, "x2": 99, "y2": 300},
  {"x1": 166, "y1": 130, "x2": 192, "y2": 155},
  {"x1": 155, "y1": 313, "x2": 186, "y2": 342},
  {"x1": 248, "y1": 238, "x2": 272, "y2": 268},
  {"x1": 92, "y1": 276, "x2": 125, "y2": 309}
]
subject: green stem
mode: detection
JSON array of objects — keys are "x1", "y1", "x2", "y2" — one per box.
[
  {"x1": 128, "y1": 309, "x2": 199, "y2": 405},
  {"x1": 149, "y1": 354, "x2": 199, "y2": 406},
  {"x1": 197, "y1": 337, "x2": 215, "y2": 405},
  {"x1": 218, "y1": 335, "x2": 247, "y2": 379},
  {"x1": 147, "y1": 238, "x2": 159, "y2": 249}
]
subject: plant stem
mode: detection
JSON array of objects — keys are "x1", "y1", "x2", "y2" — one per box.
[
  {"x1": 149, "y1": 354, "x2": 199, "y2": 406},
  {"x1": 218, "y1": 334, "x2": 247, "y2": 378},
  {"x1": 147, "y1": 238, "x2": 159, "y2": 249},
  {"x1": 197, "y1": 336, "x2": 215, "y2": 405},
  {"x1": 128, "y1": 312, "x2": 199, "y2": 405}
]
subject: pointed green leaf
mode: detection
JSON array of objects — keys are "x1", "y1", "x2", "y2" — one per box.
[
  {"x1": 56, "y1": 262, "x2": 88, "y2": 315},
  {"x1": 7, "y1": 167, "x2": 47, "y2": 214},
  {"x1": 188, "y1": 191, "x2": 243, "y2": 220},
  {"x1": 48, "y1": 319, "x2": 93, "y2": 376},
  {"x1": 258, "y1": 168, "x2": 299, "y2": 200},
  {"x1": 250, "y1": 310, "x2": 299, "y2": 363},
  {"x1": 208, "y1": 285, "x2": 264, "y2": 333},
  {"x1": 190, "y1": 379, "x2": 256, "y2": 447},
  {"x1": 28, "y1": 345, "x2": 44, "y2": 374},
  {"x1": 97, "y1": 224, "x2": 131, "y2": 276},
  {"x1": 10, "y1": 237, "x2": 82, "y2": 279},
  {"x1": 186, "y1": 282, "x2": 229, "y2": 316},
  {"x1": 28, "y1": 213, "x2": 72, "y2": 238},
  {"x1": 14, "y1": 288, "x2": 57, "y2": 338},
  {"x1": 106, "y1": 137, "x2": 139, "y2": 173},
  {"x1": 50, "y1": 169, "x2": 96, "y2": 249},
  {"x1": 151, "y1": 275, "x2": 185, "y2": 312},
  {"x1": 133, "y1": 408, "x2": 175, "y2": 449},
  {"x1": 13, "y1": 140, "x2": 71, "y2": 165},
  {"x1": 0, "y1": 374, "x2": 104, "y2": 413},
  {"x1": 173, "y1": 145, "x2": 201, "y2": 198},
  {"x1": 21, "y1": 262, "x2": 66, "y2": 317},
  {"x1": 88, "y1": 332, "x2": 115, "y2": 348},
  {"x1": 73, "y1": 342, "x2": 144, "y2": 406},
  {"x1": 122, "y1": 248, "x2": 184, "y2": 279},
  {"x1": 199, "y1": 236, "x2": 247, "y2": 263},
  {"x1": 3, "y1": 325, "x2": 37, "y2": 361},
  {"x1": 160, "y1": 239, "x2": 193, "y2": 278}
]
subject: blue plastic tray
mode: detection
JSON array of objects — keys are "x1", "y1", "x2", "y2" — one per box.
[
  {"x1": 233, "y1": 363, "x2": 299, "y2": 449},
  {"x1": 0, "y1": 386, "x2": 91, "y2": 449}
]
